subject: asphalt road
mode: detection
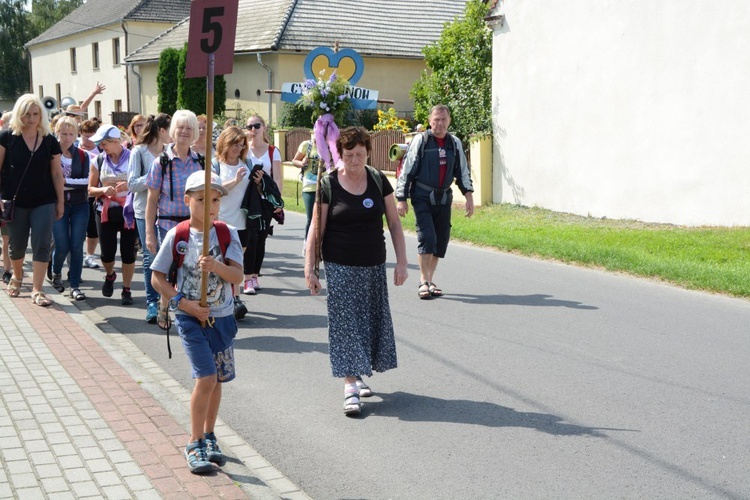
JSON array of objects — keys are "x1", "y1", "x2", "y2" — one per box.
[{"x1": 71, "y1": 211, "x2": 750, "y2": 499}]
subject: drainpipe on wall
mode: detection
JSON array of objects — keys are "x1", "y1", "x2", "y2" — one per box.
[
  {"x1": 257, "y1": 53, "x2": 273, "y2": 123},
  {"x1": 121, "y1": 23, "x2": 131, "y2": 112},
  {"x1": 128, "y1": 63, "x2": 143, "y2": 114}
]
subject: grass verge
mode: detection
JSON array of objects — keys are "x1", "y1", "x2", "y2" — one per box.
[{"x1": 283, "y1": 180, "x2": 750, "y2": 298}]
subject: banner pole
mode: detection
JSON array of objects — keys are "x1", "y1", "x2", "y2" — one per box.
[{"x1": 200, "y1": 52, "x2": 216, "y2": 317}]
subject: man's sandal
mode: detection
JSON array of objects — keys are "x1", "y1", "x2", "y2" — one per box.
[
  {"x1": 7, "y1": 278, "x2": 22, "y2": 298},
  {"x1": 31, "y1": 291, "x2": 52, "y2": 307},
  {"x1": 157, "y1": 303, "x2": 172, "y2": 331},
  {"x1": 343, "y1": 393, "x2": 362, "y2": 416},
  {"x1": 428, "y1": 282, "x2": 443, "y2": 297},
  {"x1": 418, "y1": 281, "x2": 431, "y2": 300}
]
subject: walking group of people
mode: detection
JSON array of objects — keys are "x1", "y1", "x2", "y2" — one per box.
[{"x1": 0, "y1": 92, "x2": 474, "y2": 474}]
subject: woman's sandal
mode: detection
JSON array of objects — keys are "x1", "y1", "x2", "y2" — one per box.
[
  {"x1": 355, "y1": 376, "x2": 373, "y2": 398},
  {"x1": 157, "y1": 303, "x2": 172, "y2": 331},
  {"x1": 31, "y1": 291, "x2": 52, "y2": 307},
  {"x1": 7, "y1": 277, "x2": 22, "y2": 298},
  {"x1": 418, "y1": 281, "x2": 431, "y2": 300},
  {"x1": 343, "y1": 393, "x2": 362, "y2": 416},
  {"x1": 428, "y1": 282, "x2": 443, "y2": 297}
]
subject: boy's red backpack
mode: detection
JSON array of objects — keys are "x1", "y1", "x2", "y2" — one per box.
[{"x1": 167, "y1": 220, "x2": 232, "y2": 285}]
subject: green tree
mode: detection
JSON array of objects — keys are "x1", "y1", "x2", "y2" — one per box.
[
  {"x1": 176, "y1": 44, "x2": 226, "y2": 116},
  {"x1": 157, "y1": 48, "x2": 180, "y2": 115},
  {"x1": 410, "y1": 0, "x2": 492, "y2": 146},
  {"x1": 0, "y1": 0, "x2": 83, "y2": 99},
  {"x1": 0, "y1": 0, "x2": 31, "y2": 99},
  {"x1": 29, "y1": 0, "x2": 82, "y2": 35}
]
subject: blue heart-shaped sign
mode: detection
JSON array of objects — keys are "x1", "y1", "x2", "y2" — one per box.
[{"x1": 303, "y1": 47, "x2": 364, "y2": 85}]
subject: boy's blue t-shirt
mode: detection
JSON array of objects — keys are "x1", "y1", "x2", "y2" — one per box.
[{"x1": 151, "y1": 224, "x2": 243, "y2": 318}]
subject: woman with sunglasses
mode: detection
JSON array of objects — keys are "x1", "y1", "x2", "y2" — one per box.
[{"x1": 241, "y1": 114, "x2": 282, "y2": 294}]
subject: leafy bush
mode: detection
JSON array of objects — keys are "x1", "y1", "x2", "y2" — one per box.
[
  {"x1": 175, "y1": 44, "x2": 226, "y2": 116},
  {"x1": 411, "y1": 0, "x2": 492, "y2": 146},
  {"x1": 157, "y1": 48, "x2": 180, "y2": 115},
  {"x1": 279, "y1": 102, "x2": 313, "y2": 128},
  {"x1": 279, "y1": 102, "x2": 379, "y2": 130}
]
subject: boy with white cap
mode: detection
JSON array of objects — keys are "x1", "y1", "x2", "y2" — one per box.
[{"x1": 150, "y1": 170, "x2": 243, "y2": 473}]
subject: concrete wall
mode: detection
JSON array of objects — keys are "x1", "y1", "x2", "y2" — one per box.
[
  {"x1": 490, "y1": 1, "x2": 750, "y2": 226},
  {"x1": 29, "y1": 21, "x2": 177, "y2": 122}
]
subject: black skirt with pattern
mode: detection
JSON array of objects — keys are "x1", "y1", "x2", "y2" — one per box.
[{"x1": 325, "y1": 261, "x2": 398, "y2": 378}]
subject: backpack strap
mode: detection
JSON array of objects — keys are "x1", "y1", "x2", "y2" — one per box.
[
  {"x1": 167, "y1": 220, "x2": 191, "y2": 284},
  {"x1": 96, "y1": 152, "x2": 105, "y2": 172},
  {"x1": 365, "y1": 165, "x2": 383, "y2": 197},
  {"x1": 320, "y1": 166, "x2": 383, "y2": 204},
  {"x1": 167, "y1": 220, "x2": 232, "y2": 285},
  {"x1": 159, "y1": 152, "x2": 173, "y2": 201},
  {"x1": 268, "y1": 145, "x2": 276, "y2": 180},
  {"x1": 213, "y1": 220, "x2": 231, "y2": 259},
  {"x1": 321, "y1": 173, "x2": 332, "y2": 204},
  {"x1": 196, "y1": 152, "x2": 205, "y2": 169}
]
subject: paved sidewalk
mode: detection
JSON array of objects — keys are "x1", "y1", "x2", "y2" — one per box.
[{"x1": 0, "y1": 281, "x2": 309, "y2": 499}]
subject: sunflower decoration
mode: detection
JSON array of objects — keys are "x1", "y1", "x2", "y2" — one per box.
[{"x1": 373, "y1": 107, "x2": 410, "y2": 134}]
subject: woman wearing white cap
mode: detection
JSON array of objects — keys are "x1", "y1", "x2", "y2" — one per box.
[{"x1": 88, "y1": 124, "x2": 137, "y2": 305}]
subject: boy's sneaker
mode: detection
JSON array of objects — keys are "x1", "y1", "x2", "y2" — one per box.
[
  {"x1": 233, "y1": 296, "x2": 247, "y2": 320},
  {"x1": 50, "y1": 274, "x2": 65, "y2": 293},
  {"x1": 242, "y1": 279, "x2": 255, "y2": 295},
  {"x1": 102, "y1": 272, "x2": 116, "y2": 297},
  {"x1": 185, "y1": 439, "x2": 213, "y2": 474},
  {"x1": 146, "y1": 301, "x2": 158, "y2": 323},
  {"x1": 204, "y1": 432, "x2": 227, "y2": 466},
  {"x1": 121, "y1": 287, "x2": 133, "y2": 306},
  {"x1": 84, "y1": 255, "x2": 100, "y2": 269}
]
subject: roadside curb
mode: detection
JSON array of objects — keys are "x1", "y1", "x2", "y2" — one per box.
[{"x1": 49, "y1": 284, "x2": 311, "y2": 500}]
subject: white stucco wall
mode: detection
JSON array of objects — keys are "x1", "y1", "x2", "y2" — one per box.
[
  {"x1": 491, "y1": 1, "x2": 750, "y2": 226},
  {"x1": 29, "y1": 21, "x2": 177, "y2": 120}
]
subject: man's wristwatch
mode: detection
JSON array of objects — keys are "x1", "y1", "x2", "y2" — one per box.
[{"x1": 169, "y1": 293, "x2": 184, "y2": 310}]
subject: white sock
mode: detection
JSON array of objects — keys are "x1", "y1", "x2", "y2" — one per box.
[{"x1": 344, "y1": 383, "x2": 358, "y2": 396}]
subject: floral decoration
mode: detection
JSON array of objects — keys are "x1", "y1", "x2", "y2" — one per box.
[
  {"x1": 296, "y1": 70, "x2": 352, "y2": 125},
  {"x1": 373, "y1": 107, "x2": 410, "y2": 134}
]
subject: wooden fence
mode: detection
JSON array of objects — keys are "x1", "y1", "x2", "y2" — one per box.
[{"x1": 281, "y1": 128, "x2": 405, "y2": 172}]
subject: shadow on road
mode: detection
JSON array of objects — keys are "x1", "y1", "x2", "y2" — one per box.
[
  {"x1": 442, "y1": 293, "x2": 598, "y2": 309},
  {"x1": 234, "y1": 334, "x2": 327, "y2": 354},
  {"x1": 365, "y1": 391, "x2": 633, "y2": 437}
]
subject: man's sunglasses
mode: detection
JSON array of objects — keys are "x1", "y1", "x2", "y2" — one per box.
[{"x1": 245, "y1": 123, "x2": 262, "y2": 130}]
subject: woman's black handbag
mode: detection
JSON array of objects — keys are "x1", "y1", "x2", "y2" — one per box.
[{"x1": 0, "y1": 199, "x2": 15, "y2": 222}]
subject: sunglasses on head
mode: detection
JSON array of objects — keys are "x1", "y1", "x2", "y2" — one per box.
[{"x1": 245, "y1": 123, "x2": 262, "y2": 130}]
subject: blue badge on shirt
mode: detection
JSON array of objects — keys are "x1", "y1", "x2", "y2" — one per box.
[{"x1": 362, "y1": 198, "x2": 374, "y2": 209}]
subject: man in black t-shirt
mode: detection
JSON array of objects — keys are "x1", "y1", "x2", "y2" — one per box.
[{"x1": 395, "y1": 105, "x2": 474, "y2": 299}]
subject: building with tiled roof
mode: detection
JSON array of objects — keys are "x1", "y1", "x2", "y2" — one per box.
[
  {"x1": 124, "y1": 0, "x2": 471, "y2": 122},
  {"x1": 26, "y1": 0, "x2": 190, "y2": 121}
]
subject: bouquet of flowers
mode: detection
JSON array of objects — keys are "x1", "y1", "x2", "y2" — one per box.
[{"x1": 296, "y1": 70, "x2": 352, "y2": 125}]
